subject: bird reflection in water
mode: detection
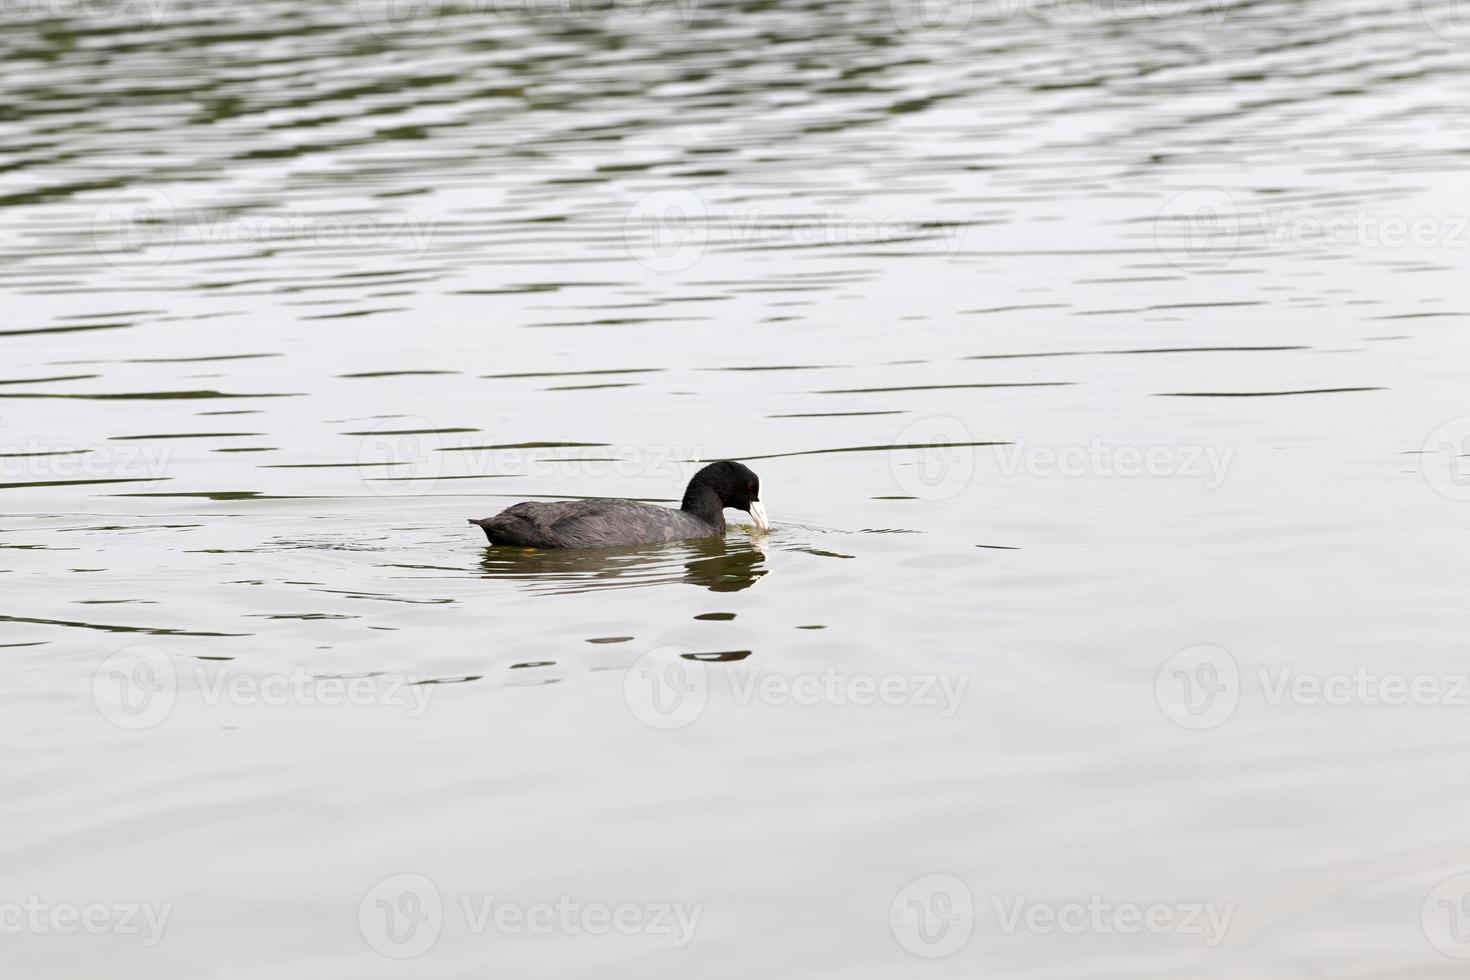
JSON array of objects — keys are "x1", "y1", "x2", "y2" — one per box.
[{"x1": 478, "y1": 534, "x2": 768, "y2": 595}]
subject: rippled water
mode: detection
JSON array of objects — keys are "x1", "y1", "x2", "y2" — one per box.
[{"x1": 5, "y1": 0, "x2": 1470, "y2": 975}]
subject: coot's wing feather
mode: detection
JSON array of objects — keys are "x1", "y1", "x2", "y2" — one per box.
[{"x1": 471, "y1": 498, "x2": 712, "y2": 548}]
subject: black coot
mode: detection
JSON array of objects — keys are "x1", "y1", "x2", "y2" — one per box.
[{"x1": 469, "y1": 460, "x2": 768, "y2": 549}]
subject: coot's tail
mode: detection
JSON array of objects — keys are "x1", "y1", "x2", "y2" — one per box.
[{"x1": 468, "y1": 515, "x2": 531, "y2": 546}]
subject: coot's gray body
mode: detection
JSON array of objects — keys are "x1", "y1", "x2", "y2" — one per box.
[
  {"x1": 471, "y1": 497, "x2": 720, "y2": 549},
  {"x1": 469, "y1": 460, "x2": 767, "y2": 549}
]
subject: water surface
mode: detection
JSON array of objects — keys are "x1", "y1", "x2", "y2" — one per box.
[{"x1": 4, "y1": 0, "x2": 1470, "y2": 976}]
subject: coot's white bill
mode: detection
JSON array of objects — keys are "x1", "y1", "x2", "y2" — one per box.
[{"x1": 749, "y1": 500, "x2": 769, "y2": 529}]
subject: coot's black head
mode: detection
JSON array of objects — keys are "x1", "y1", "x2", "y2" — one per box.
[{"x1": 682, "y1": 460, "x2": 769, "y2": 529}]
